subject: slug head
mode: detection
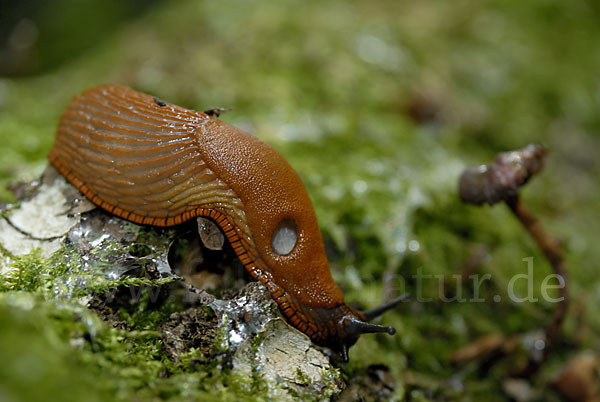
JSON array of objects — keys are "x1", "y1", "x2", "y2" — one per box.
[
  {"x1": 310, "y1": 294, "x2": 409, "y2": 362},
  {"x1": 196, "y1": 118, "x2": 410, "y2": 360}
]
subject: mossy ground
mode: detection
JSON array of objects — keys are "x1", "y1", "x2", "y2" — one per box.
[{"x1": 1, "y1": 0, "x2": 599, "y2": 400}]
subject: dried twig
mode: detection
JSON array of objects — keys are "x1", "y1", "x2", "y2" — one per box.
[{"x1": 458, "y1": 144, "x2": 569, "y2": 377}]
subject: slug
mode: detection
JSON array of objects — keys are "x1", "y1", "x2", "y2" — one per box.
[{"x1": 49, "y1": 85, "x2": 403, "y2": 360}]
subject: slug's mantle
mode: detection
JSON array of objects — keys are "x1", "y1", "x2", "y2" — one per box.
[{"x1": 47, "y1": 85, "x2": 400, "y2": 358}]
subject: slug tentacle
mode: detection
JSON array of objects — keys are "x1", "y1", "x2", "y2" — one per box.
[
  {"x1": 362, "y1": 293, "x2": 411, "y2": 321},
  {"x1": 49, "y1": 85, "x2": 401, "y2": 360}
]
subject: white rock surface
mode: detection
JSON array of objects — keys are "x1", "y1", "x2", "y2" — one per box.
[
  {"x1": 0, "y1": 170, "x2": 85, "y2": 273},
  {"x1": 233, "y1": 318, "x2": 341, "y2": 400}
]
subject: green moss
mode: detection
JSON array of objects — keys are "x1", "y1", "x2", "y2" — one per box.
[
  {"x1": 0, "y1": 292, "x2": 117, "y2": 402},
  {"x1": 0, "y1": 288, "x2": 281, "y2": 402},
  {"x1": 0, "y1": 248, "x2": 45, "y2": 291}
]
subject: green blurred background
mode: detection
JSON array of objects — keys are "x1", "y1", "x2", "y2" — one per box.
[{"x1": 0, "y1": 0, "x2": 599, "y2": 400}]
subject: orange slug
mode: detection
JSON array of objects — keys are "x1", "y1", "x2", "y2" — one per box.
[{"x1": 49, "y1": 85, "x2": 403, "y2": 360}]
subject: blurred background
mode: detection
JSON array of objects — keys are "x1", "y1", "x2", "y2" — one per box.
[{"x1": 0, "y1": 0, "x2": 599, "y2": 400}]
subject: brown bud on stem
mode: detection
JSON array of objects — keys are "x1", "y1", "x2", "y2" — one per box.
[{"x1": 458, "y1": 144, "x2": 568, "y2": 378}]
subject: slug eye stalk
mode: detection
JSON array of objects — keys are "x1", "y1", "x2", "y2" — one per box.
[
  {"x1": 332, "y1": 294, "x2": 410, "y2": 362},
  {"x1": 339, "y1": 317, "x2": 395, "y2": 361},
  {"x1": 362, "y1": 294, "x2": 411, "y2": 322}
]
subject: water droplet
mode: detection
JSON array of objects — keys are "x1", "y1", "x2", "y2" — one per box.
[
  {"x1": 408, "y1": 240, "x2": 420, "y2": 252},
  {"x1": 534, "y1": 339, "x2": 545, "y2": 350}
]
